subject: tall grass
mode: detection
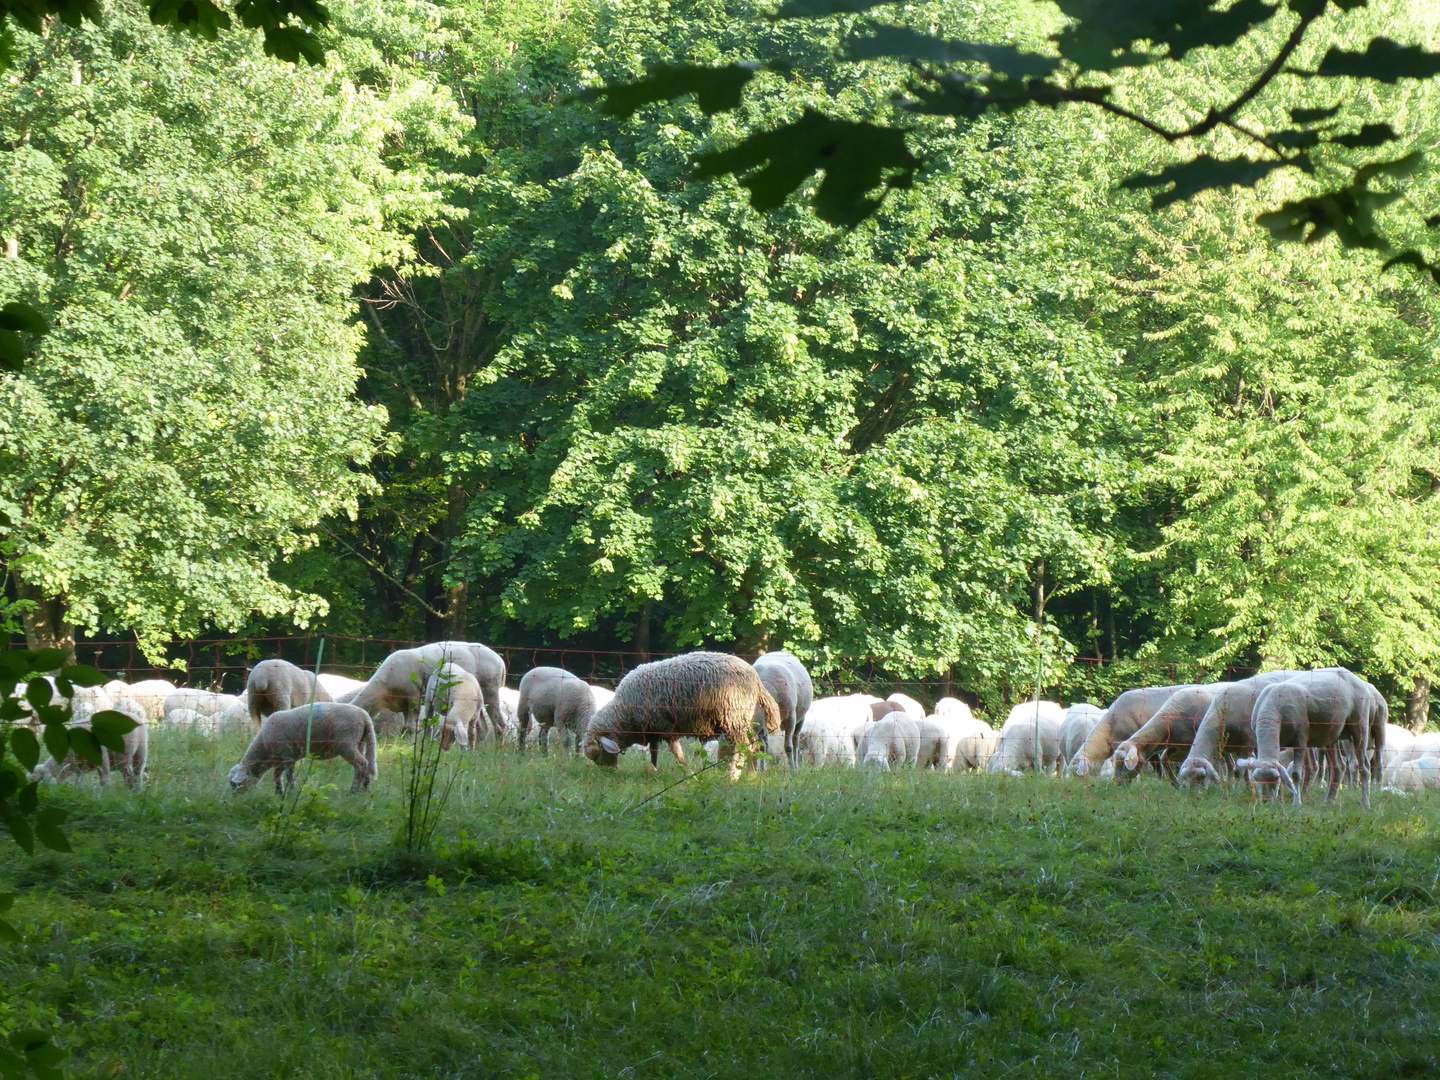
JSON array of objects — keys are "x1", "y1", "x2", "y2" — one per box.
[{"x1": 1, "y1": 727, "x2": 1437, "y2": 1078}]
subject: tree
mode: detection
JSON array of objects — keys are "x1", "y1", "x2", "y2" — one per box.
[
  {"x1": 0, "y1": 0, "x2": 466, "y2": 658},
  {"x1": 591, "y1": 0, "x2": 1440, "y2": 281}
]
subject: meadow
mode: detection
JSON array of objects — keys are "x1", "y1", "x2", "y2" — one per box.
[{"x1": 1, "y1": 727, "x2": 1437, "y2": 1079}]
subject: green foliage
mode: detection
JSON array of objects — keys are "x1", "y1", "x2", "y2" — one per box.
[
  {"x1": 585, "y1": 0, "x2": 1440, "y2": 276},
  {"x1": 0, "y1": 0, "x2": 465, "y2": 658}
]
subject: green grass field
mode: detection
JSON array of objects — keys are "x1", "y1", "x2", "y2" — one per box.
[{"x1": 1, "y1": 726, "x2": 1437, "y2": 1079}]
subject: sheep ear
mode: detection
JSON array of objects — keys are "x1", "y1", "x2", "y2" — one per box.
[
  {"x1": 1123, "y1": 746, "x2": 1140, "y2": 771},
  {"x1": 599, "y1": 735, "x2": 621, "y2": 755}
]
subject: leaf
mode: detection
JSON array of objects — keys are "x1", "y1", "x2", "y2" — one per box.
[
  {"x1": 1315, "y1": 37, "x2": 1440, "y2": 83},
  {"x1": 1328, "y1": 123, "x2": 1397, "y2": 149},
  {"x1": 23, "y1": 681, "x2": 51, "y2": 711},
  {"x1": 68, "y1": 728, "x2": 102, "y2": 768},
  {"x1": 8, "y1": 729, "x2": 39, "y2": 772},
  {"x1": 1382, "y1": 251, "x2": 1440, "y2": 285},
  {"x1": 587, "y1": 64, "x2": 760, "y2": 120},
  {"x1": 0, "y1": 893, "x2": 12, "y2": 914},
  {"x1": 34, "y1": 808, "x2": 70, "y2": 854},
  {"x1": 25, "y1": 649, "x2": 68, "y2": 673},
  {"x1": 0, "y1": 302, "x2": 45, "y2": 335},
  {"x1": 1049, "y1": 0, "x2": 1280, "y2": 71},
  {"x1": 843, "y1": 26, "x2": 1059, "y2": 79},
  {"x1": 0, "y1": 329, "x2": 23, "y2": 372},
  {"x1": 16, "y1": 782, "x2": 36, "y2": 815},
  {"x1": 1271, "y1": 129, "x2": 1320, "y2": 149},
  {"x1": 5, "y1": 813, "x2": 34, "y2": 854},
  {"x1": 260, "y1": 24, "x2": 326, "y2": 66},
  {"x1": 1120, "y1": 154, "x2": 1291, "y2": 210},
  {"x1": 90, "y1": 710, "x2": 138, "y2": 753},
  {"x1": 771, "y1": 0, "x2": 900, "y2": 15},
  {"x1": 1290, "y1": 104, "x2": 1342, "y2": 124},
  {"x1": 59, "y1": 664, "x2": 107, "y2": 688},
  {"x1": 42, "y1": 722, "x2": 68, "y2": 767},
  {"x1": 1159, "y1": 0, "x2": 1281, "y2": 63},
  {"x1": 147, "y1": 0, "x2": 233, "y2": 38},
  {"x1": 693, "y1": 109, "x2": 918, "y2": 228},
  {"x1": 0, "y1": 918, "x2": 17, "y2": 945}
]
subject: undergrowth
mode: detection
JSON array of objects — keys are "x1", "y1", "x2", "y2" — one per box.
[{"x1": 1, "y1": 726, "x2": 1437, "y2": 1079}]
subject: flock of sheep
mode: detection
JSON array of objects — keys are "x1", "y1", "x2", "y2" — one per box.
[{"x1": 19, "y1": 641, "x2": 1440, "y2": 804}]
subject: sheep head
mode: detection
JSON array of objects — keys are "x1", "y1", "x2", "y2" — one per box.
[
  {"x1": 1178, "y1": 757, "x2": 1222, "y2": 788},
  {"x1": 228, "y1": 763, "x2": 259, "y2": 792}
]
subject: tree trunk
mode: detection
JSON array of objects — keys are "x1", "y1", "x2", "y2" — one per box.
[
  {"x1": 1107, "y1": 599, "x2": 1117, "y2": 662},
  {"x1": 441, "y1": 482, "x2": 469, "y2": 639},
  {"x1": 14, "y1": 572, "x2": 74, "y2": 665},
  {"x1": 1407, "y1": 677, "x2": 1431, "y2": 735},
  {"x1": 634, "y1": 604, "x2": 651, "y2": 663}
]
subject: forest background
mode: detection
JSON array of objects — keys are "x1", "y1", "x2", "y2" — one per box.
[{"x1": 3, "y1": 0, "x2": 1440, "y2": 719}]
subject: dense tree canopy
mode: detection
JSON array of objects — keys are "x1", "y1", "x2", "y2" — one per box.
[{"x1": 2, "y1": 0, "x2": 1439, "y2": 717}]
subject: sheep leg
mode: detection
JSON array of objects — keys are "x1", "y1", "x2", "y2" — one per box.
[
  {"x1": 1324, "y1": 747, "x2": 1342, "y2": 803},
  {"x1": 272, "y1": 765, "x2": 286, "y2": 796},
  {"x1": 668, "y1": 738, "x2": 690, "y2": 774},
  {"x1": 336, "y1": 743, "x2": 369, "y2": 793}
]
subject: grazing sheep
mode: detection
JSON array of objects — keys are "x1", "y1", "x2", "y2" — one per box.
[
  {"x1": 164, "y1": 706, "x2": 209, "y2": 727},
  {"x1": 515, "y1": 666, "x2": 596, "y2": 754},
  {"x1": 110, "y1": 679, "x2": 179, "y2": 721},
  {"x1": 1238, "y1": 670, "x2": 1372, "y2": 806},
  {"x1": 31, "y1": 702, "x2": 148, "y2": 787},
  {"x1": 583, "y1": 652, "x2": 782, "y2": 779},
  {"x1": 796, "y1": 696, "x2": 872, "y2": 766},
  {"x1": 869, "y1": 699, "x2": 904, "y2": 722},
  {"x1": 70, "y1": 684, "x2": 113, "y2": 714},
  {"x1": 950, "y1": 715, "x2": 998, "y2": 771},
  {"x1": 1110, "y1": 687, "x2": 1232, "y2": 783},
  {"x1": 163, "y1": 689, "x2": 240, "y2": 718},
  {"x1": 915, "y1": 715, "x2": 962, "y2": 772},
  {"x1": 246, "y1": 660, "x2": 331, "y2": 729},
  {"x1": 857, "y1": 715, "x2": 922, "y2": 769},
  {"x1": 1381, "y1": 724, "x2": 1416, "y2": 772},
  {"x1": 752, "y1": 652, "x2": 814, "y2": 767},
  {"x1": 1175, "y1": 673, "x2": 1300, "y2": 788},
  {"x1": 1058, "y1": 703, "x2": 1106, "y2": 763},
  {"x1": 1068, "y1": 686, "x2": 1192, "y2": 777},
  {"x1": 228, "y1": 702, "x2": 377, "y2": 795},
  {"x1": 416, "y1": 641, "x2": 507, "y2": 740},
  {"x1": 316, "y1": 673, "x2": 366, "y2": 700},
  {"x1": 421, "y1": 663, "x2": 482, "y2": 750},
  {"x1": 985, "y1": 701, "x2": 1065, "y2": 775},
  {"x1": 1385, "y1": 755, "x2": 1440, "y2": 793},
  {"x1": 885, "y1": 693, "x2": 927, "y2": 723},
  {"x1": 934, "y1": 697, "x2": 975, "y2": 723}
]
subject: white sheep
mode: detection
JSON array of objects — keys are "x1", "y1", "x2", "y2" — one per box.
[
  {"x1": 227, "y1": 702, "x2": 377, "y2": 795},
  {"x1": 316, "y1": 673, "x2": 366, "y2": 700},
  {"x1": 857, "y1": 715, "x2": 922, "y2": 770},
  {"x1": 796, "y1": 696, "x2": 873, "y2": 766},
  {"x1": 110, "y1": 679, "x2": 179, "y2": 721},
  {"x1": 31, "y1": 700, "x2": 149, "y2": 787},
  {"x1": 1384, "y1": 755, "x2": 1440, "y2": 793},
  {"x1": 1059, "y1": 703, "x2": 1105, "y2": 763},
  {"x1": 1381, "y1": 724, "x2": 1416, "y2": 773},
  {"x1": 934, "y1": 697, "x2": 975, "y2": 722},
  {"x1": 985, "y1": 701, "x2": 1065, "y2": 775},
  {"x1": 421, "y1": 662, "x2": 482, "y2": 750},
  {"x1": 885, "y1": 693, "x2": 927, "y2": 723},
  {"x1": 162, "y1": 688, "x2": 240, "y2": 717}
]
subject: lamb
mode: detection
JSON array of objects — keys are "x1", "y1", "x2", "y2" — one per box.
[
  {"x1": 515, "y1": 666, "x2": 596, "y2": 754},
  {"x1": 752, "y1": 652, "x2": 814, "y2": 766},
  {"x1": 1238, "y1": 669, "x2": 1372, "y2": 806},
  {"x1": 163, "y1": 706, "x2": 209, "y2": 728},
  {"x1": 31, "y1": 700, "x2": 149, "y2": 787},
  {"x1": 986, "y1": 701, "x2": 1065, "y2": 775},
  {"x1": 857, "y1": 715, "x2": 922, "y2": 769},
  {"x1": 1068, "y1": 686, "x2": 1192, "y2": 777},
  {"x1": 163, "y1": 688, "x2": 241, "y2": 718},
  {"x1": 796, "y1": 696, "x2": 872, "y2": 766},
  {"x1": 885, "y1": 693, "x2": 927, "y2": 723},
  {"x1": 414, "y1": 641, "x2": 507, "y2": 739},
  {"x1": 1058, "y1": 703, "x2": 1105, "y2": 763},
  {"x1": 227, "y1": 702, "x2": 377, "y2": 795},
  {"x1": 1384, "y1": 755, "x2": 1440, "y2": 793},
  {"x1": 420, "y1": 662, "x2": 482, "y2": 750},
  {"x1": 69, "y1": 684, "x2": 113, "y2": 715},
  {"x1": 246, "y1": 660, "x2": 332, "y2": 729},
  {"x1": 109, "y1": 679, "x2": 179, "y2": 721},
  {"x1": 583, "y1": 652, "x2": 782, "y2": 779},
  {"x1": 1109, "y1": 686, "x2": 1232, "y2": 783},
  {"x1": 950, "y1": 715, "x2": 998, "y2": 771}
]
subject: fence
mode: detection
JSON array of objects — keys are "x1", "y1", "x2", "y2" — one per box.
[{"x1": 26, "y1": 636, "x2": 1262, "y2": 719}]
